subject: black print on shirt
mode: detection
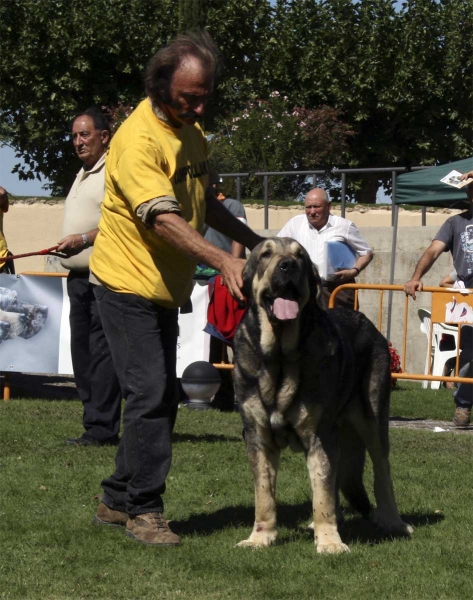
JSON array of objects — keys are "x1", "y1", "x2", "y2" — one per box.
[{"x1": 173, "y1": 161, "x2": 209, "y2": 185}]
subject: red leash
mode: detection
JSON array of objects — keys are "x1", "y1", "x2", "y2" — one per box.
[{"x1": 0, "y1": 246, "x2": 68, "y2": 262}]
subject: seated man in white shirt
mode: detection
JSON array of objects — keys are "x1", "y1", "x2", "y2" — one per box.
[{"x1": 277, "y1": 188, "x2": 373, "y2": 309}]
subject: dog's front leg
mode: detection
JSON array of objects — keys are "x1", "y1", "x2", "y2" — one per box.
[
  {"x1": 237, "y1": 431, "x2": 280, "y2": 549},
  {"x1": 307, "y1": 433, "x2": 350, "y2": 554}
]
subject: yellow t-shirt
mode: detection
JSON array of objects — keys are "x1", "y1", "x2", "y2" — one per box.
[
  {"x1": 0, "y1": 211, "x2": 7, "y2": 260},
  {"x1": 90, "y1": 99, "x2": 209, "y2": 308}
]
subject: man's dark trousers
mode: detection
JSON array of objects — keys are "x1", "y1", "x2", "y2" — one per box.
[
  {"x1": 454, "y1": 325, "x2": 473, "y2": 409},
  {"x1": 67, "y1": 271, "x2": 121, "y2": 443},
  {"x1": 94, "y1": 286, "x2": 179, "y2": 515}
]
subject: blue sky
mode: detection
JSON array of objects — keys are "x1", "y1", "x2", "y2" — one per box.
[{"x1": 0, "y1": 143, "x2": 51, "y2": 196}]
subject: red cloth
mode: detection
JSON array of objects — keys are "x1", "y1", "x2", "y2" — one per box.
[{"x1": 206, "y1": 275, "x2": 246, "y2": 344}]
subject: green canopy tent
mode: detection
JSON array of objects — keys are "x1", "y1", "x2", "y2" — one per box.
[
  {"x1": 396, "y1": 157, "x2": 473, "y2": 209},
  {"x1": 385, "y1": 157, "x2": 473, "y2": 339}
]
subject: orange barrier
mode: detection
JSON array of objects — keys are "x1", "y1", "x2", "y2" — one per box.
[
  {"x1": 329, "y1": 284, "x2": 473, "y2": 386},
  {"x1": 3, "y1": 277, "x2": 471, "y2": 398}
]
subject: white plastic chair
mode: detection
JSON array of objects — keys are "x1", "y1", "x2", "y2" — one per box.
[{"x1": 418, "y1": 308, "x2": 459, "y2": 389}]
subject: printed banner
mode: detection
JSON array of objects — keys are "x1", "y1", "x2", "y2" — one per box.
[
  {"x1": 0, "y1": 274, "x2": 210, "y2": 377},
  {"x1": 0, "y1": 274, "x2": 73, "y2": 374}
]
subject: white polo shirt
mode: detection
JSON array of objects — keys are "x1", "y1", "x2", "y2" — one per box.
[
  {"x1": 60, "y1": 154, "x2": 106, "y2": 272},
  {"x1": 277, "y1": 213, "x2": 372, "y2": 277}
]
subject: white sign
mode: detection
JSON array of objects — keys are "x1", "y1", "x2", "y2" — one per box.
[{"x1": 0, "y1": 274, "x2": 211, "y2": 377}]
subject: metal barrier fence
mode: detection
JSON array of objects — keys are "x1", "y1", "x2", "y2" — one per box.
[
  {"x1": 329, "y1": 284, "x2": 473, "y2": 386},
  {"x1": 211, "y1": 285, "x2": 473, "y2": 389},
  {"x1": 220, "y1": 166, "x2": 429, "y2": 229},
  {"x1": 3, "y1": 280, "x2": 471, "y2": 397}
]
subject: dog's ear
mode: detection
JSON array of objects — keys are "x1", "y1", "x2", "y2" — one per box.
[
  {"x1": 242, "y1": 240, "x2": 264, "y2": 300},
  {"x1": 300, "y1": 248, "x2": 322, "y2": 301}
]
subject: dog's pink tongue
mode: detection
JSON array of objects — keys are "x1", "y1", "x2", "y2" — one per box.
[{"x1": 273, "y1": 298, "x2": 299, "y2": 320}]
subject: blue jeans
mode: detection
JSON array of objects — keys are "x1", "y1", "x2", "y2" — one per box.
[
  {"x1": 454, "y1": 325, "x2": 473, "y2": 409},
  {"x1": 94, "y1": 286, "x2": 179, "y2": 515}
]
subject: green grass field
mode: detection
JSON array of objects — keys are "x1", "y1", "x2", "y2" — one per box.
[{"x1": 1, "y1": 382, "x2": 472, "y2": 600}]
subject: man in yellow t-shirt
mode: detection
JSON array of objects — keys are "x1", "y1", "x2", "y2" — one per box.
[
  {"x1": 0, "y1": 186, "x2": 13, "y2": 274},
  {"x1": 90, "y1": 31, "x2": 261, "y2": 547}
]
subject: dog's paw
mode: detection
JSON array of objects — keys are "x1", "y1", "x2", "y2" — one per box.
[
  {"x1": 372, "y1": 511, "x2": 414, "y2": 538},
  {"x1": 316, "y1": 542, "x2": 350, "y2": 554},
  {"x1": 235, "y1": 529, "x2": 277, "y2": 549}
]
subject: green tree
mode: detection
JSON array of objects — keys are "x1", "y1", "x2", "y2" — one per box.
[
  {"x1": 257, "y1": 0, "x2": 473, "y2": 202},
  {"x1": 1, "y1": 0, "x2": 471, "y2": 200},
  {"x1": 0, "y1": 0, "x2": 272, "y2": 193},
  {"x1": 0, "y1": 0, "x2": 176, "y2": 195},
  {"x1": 178, "y1": 0, "x2": 208, "y2": 32},
  {"x1": 209, "y1": 92, "x2": 353, "y2": 199}
]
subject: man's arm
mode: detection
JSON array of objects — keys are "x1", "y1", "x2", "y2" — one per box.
[
  {"x1": 153, "y1": 212, "x2": 258, "y2": 301},
  {"x1": 332, "y1": 250, "x2": 374, "y2": 282},
  {"x1": 56, "y1": 228, "x2": 99, "y2": 256},
  {"x1": 439, "y1": 272, "x2": 456, "y2": 288},
  {"x1": 403, "y1": 240, "x2": 447, "y2": 299},
  {"x1": 333, "y1": 222, "x2": 374, "y2": 281}
]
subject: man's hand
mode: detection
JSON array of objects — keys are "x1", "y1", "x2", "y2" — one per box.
[
  {"x1": 404, "y1": 279, "x2": 423, "y2": 300},
  {"x1": 219, "y1": 255, "x2": 246, "y2": 303},
  {"x1": 332, "y1": 267, "x2": 358, "y2": 282},
  {"x1": 404, "y1": 240, "x2": 447, "y2": 300},
  {"x1": 56, "y1": 234, "x2": 87, "y2": 257}
]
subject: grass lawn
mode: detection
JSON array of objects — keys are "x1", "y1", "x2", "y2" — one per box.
[{"x1": 1, "y1": 383, "x2": 472, "y2": 600}]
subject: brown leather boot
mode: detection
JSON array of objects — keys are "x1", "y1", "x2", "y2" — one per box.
[
  {"x1": 125, "y1": 513, "x2": 181, "y2": 546},
  {"x1": 453, "y1": 407, "x2": 471, "y2": 428},
  {"x1": 92, "y1": 502, "x2": 128, "y2": 527}
]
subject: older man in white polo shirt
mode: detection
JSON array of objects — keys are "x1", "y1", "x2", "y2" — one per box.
[
  {"x1": 277, "y1": 188, "x2": 373, "y2": 308},
  {"x1": 56, "y1": 107, "x2": 121, "y2": 446}
]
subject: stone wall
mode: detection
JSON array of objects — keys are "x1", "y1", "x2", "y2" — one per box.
[{"x1": 4, "y1": 199, "x2": 459, "y2": 273}]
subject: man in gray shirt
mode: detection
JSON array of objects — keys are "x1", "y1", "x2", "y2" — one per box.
[
  {"x1": 404, "y1": 171, "x2": 473, "y2": 428},
  {"x1": 204, "y1": 172, "x2": 247, "y2": 258}
]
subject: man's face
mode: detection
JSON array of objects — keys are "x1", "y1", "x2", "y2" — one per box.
[
  {"x1": 72, "y1": 116, "x2": 109, "y2": 168},
  {"x1": 161, "y1": 57, "x2": 213, "y2": 128},
  {"x1": 304, "y1": 192, "x2": 331, "y2": 230}
]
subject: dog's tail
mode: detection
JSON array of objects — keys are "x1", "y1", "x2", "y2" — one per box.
[{"x1": 337, "y1": 422, "x2": 372, "y2": 517}]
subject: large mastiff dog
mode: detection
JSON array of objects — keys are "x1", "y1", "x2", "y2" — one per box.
[{"x1": 233, "y1": 238, "x2": 412, "y2": 554}]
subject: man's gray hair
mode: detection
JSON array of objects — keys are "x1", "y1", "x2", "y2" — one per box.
[{"x1": 144, "y1": 30, "x2": 219, "y2": 106}]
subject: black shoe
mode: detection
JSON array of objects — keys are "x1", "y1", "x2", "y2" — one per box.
[{"x1": 66, "y1": 436, "x2": 119, "y2": 447}]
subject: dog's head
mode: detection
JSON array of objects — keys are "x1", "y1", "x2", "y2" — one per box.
[
  {"x1": 17, "y1": 304, "x2": 48, "y2": 339},
  {"x1": 243, "y1": 237, "x2": 322, "y2": 324}
]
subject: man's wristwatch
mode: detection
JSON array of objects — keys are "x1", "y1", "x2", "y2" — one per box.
[
  {"x1": 81, "y1": 233, "x2": 89, "y2": 248},
  {"x1": 353, "y1": 267, "x2": 360, "y2": 275}
]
